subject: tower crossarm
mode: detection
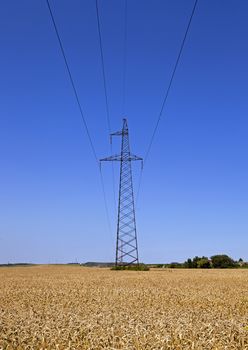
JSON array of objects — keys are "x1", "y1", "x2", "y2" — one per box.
[
  {"x1": 100, "y1": 154, "x2": 122, "y2": 162},
  {"x1": 110, "y1": 118, "x2": 129, "y2": 140},
  {"x1": 100, "y1": 153, "x2": 143, "y2": 162},
  {"x1": 129, "y1": 154, "x2": 143, "y2": 161}
]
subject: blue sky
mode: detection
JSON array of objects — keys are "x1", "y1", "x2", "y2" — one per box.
[{"x1": 0, "y1": 0, "x2": 248, "y2": 263}]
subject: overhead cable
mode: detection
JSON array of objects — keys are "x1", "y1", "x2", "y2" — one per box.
[
  {"x1": 122, "y1": 0, "x2": 128, "y2": 114},
  {"x1": 144, "y1": 0, "x2": 199, "y2": 163},
  {"x1": 46, "y1": 0, "x2": 98, "y2": 162},
  {"x1": 136, "y1": 0, "x2": 199, "y2": 206},
  {"x1": 46, "y1": 0, "x2": 113, "y2": 238},
  {"x1": 95, "y1": 0, "x2": 117, "y2": 209}
]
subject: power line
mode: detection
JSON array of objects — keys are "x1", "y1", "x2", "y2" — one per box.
[
  {"x1": 144, "y1": 0, "x2": 199, "y2": 163},
  {"x1": 45, "y1": 0, "x2": 114, "y2": 239},
  {"x1": 122, "y1": 0, "x2": 128, "y2": 115},
  {"x1": 95, "y1": 0, "x2": 117, "y2": 210},
  {"x1": 135, "y1": 166, "x2": 143, "y2": 208},
  {"x1": 46, "y1": 0, "x2": 98, "y2": 163},
  {"x1": 99, "y1": 171, "x2": 113, "y2": 238},
  {"x1": 136, "y1": 0, "x2": 198, "y2": 206},
  {"x1": 95, "y1": 0, "x2": 111, "y2": 133}
]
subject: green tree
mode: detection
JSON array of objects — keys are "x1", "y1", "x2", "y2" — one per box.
[
  {"x1": 211, "y1": 255, "x2": 236, "y2": 268},
  {"x1": 184, "y1": 258, "x2": 193, "y2": 268},
  {"x1": 185, "y1": 256, "x2": 210, "y2": 268},
  {"x1": 192, "y1": 256, "x2": 209, "y2": 268},
  {"x1": 192, "y1": 256, "x2": 200, "y2": 268},
  {"x1": 169, "y1": 262, "x2": 182, "y2": 268},
  {"x1": 197, "y1": 258, "x2": 211, "y2": 269}
]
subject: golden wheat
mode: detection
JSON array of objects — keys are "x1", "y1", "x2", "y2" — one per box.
[{"x1": 0, "y1": 266, "x2": 248, "y2": 349}]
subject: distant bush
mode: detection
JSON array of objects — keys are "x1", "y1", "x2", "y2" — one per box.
[
  {"x1": 154, "y1": 264, "x2": 164, "y2": 268},
  {"x1": 111, "y1": 264, "x2": 149, "y2": 271},
  {"x1": 0, "y1": 263, "x2": 35, "y2": 268},
  {"x1": 169, "y1": 262, "x2": 183, "y2": 268}
]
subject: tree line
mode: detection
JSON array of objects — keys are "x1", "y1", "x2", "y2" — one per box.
[{"x1": 154, "y1": 255, "x2": 248, "y2": 269}]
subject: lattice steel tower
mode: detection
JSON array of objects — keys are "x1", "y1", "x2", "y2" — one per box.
[{"x1": 100, "y1": 119, "x2": 142, "y2": 266}]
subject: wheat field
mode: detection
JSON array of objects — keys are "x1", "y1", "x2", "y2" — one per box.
[{"x1": 0, "y1": 266, "x2": 248, "y2": 349}]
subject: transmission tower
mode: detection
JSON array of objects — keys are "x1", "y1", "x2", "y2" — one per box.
[{"x1": 100, "y1": 119, "x2": 143, "y2": 266}]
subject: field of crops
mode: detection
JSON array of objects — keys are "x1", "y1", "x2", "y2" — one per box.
[{"x1": 0, "y1": 266, "x2": 248, "y2": 349}]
